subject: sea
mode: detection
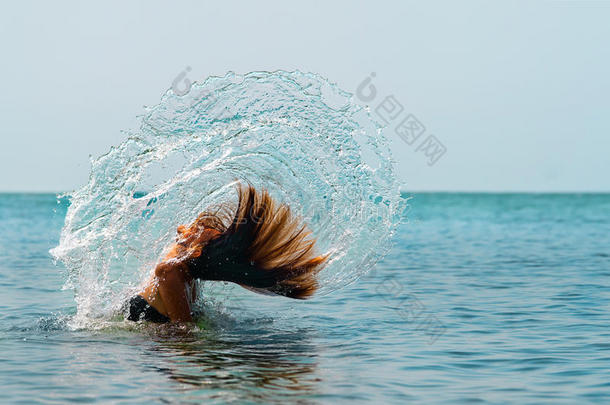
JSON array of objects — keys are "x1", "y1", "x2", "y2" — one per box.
[{"x1": 1, "y1": 192, "x2": 609, "y2": 404}]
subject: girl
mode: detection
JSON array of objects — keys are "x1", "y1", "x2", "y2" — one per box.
[{"x1": 126, "y1": 183, "x2": 328, "y2": 323}]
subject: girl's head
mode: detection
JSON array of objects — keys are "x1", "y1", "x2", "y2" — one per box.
[{"x1": 182, "y1": 183, "x2": 329, "y2": 298}]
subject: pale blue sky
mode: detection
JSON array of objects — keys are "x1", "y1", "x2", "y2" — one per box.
[{"x1": 1, "y1": 1, "x2": 609, "y2": 192}]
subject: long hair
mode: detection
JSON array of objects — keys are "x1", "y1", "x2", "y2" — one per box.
[{"x1": 178, "y1": 183, "x2": 328, "y2": 299}]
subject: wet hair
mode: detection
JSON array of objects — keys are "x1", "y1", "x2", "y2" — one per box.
[{"x1": 177, "y1": 183, "x2": 328, "y2": 299}]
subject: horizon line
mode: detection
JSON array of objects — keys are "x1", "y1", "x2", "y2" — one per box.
[{"x1": 1, "y1": 189, "x2": 609, "y2": 195}]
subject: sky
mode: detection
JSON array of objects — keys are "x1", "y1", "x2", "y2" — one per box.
[{"x1": 1, "y1": 1, "x2": 609, "y2": 192}]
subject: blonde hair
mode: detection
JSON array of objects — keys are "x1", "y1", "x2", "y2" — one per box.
[{"x1": 178, "y1": 183, "x2": 328, "y2": 299}]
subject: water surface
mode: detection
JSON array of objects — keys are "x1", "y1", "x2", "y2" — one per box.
[{"x1": 1, "y1": 193, "x2": 609, "y2": 403}]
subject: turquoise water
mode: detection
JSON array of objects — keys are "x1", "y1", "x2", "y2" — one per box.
[
  {"x1": 1, "y1": 192, "x2": 609, "y2": 403},
  {"x1": 51, "y1": 71, "x2": 404, "y2": 319}
]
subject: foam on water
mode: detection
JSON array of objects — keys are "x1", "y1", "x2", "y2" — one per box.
[{"x1": 50, "y1": 71, "x2": 404, "y2": 321}]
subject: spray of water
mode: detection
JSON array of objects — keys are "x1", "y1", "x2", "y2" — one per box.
[{"x1": 50, "y1": 71, "x2": 405, "y2": 323}]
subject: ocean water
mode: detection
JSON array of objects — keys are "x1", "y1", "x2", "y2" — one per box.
[
  {"x1": 52, "y1": 71, "x2": 404, "y2": 317},
  {"x1": 1, "y1": 192, "x2": 609, "y2": 404}
]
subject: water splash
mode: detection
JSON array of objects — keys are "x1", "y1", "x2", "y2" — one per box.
[{"x1": 50, "y1": 71, "x2": 405, "y2": 320}]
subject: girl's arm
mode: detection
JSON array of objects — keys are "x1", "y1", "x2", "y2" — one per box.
[
  {"x1": 154, "y1": 261, "x2": 194, "y2": 322},
  {"x1": 140, "y1": 225, "x2": 219, "y2": 322}
]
